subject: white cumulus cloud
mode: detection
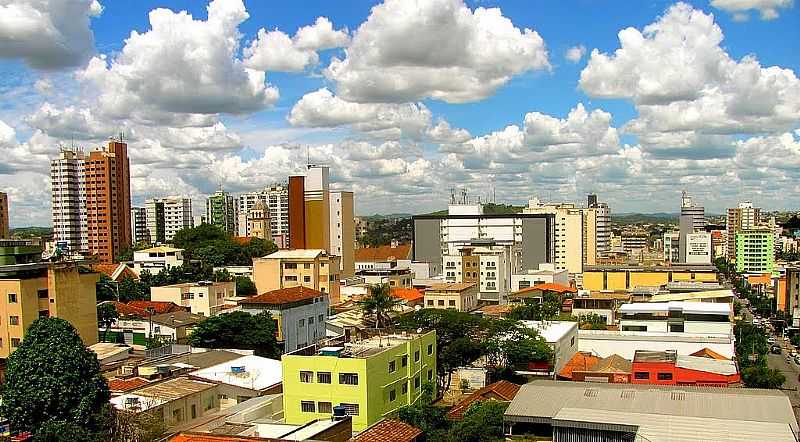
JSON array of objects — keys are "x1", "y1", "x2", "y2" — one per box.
[
  {"x1": 565, "y1": 45, "x2": 586, "y2": 63},
  {"x1": 711, "y1": 0, "x2": 794, "y2": 20},
  {"x1": 243, "y1": 17, "x2": 349, "y2": 72}
]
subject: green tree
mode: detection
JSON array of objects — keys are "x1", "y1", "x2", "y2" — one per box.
[
  {"x1": 33, "y1": 420, "x2": 98, "y2": 442},
  {"x1": 172, "y1": 223, "x2": 227, "y2": 253},
  {"x1": 117, "y1": 276, "x2": 147, "y2": 302},
  {"x1": 95, "y1": 275, "x2": 118, "y2": 302},
  {"x1": 578, "y1": 313, "x2": 607, "y2": 330},
  {"x1": 187, "y1": 311, "x2": 281, "y2": 358},
  {"x1": 397, "y1": 381, "x2": 449, "y2": 440},
  {"x1": 1, "y1": 318, "x2": 110, "y2": 435},
  {"x1": 357, "y1": 283, "x2": 402, "y2": 328},
  {"x1": 97, "y1": 303, "x2": 119, "y2": 342},
  {"x1": 742, "y1": 365, "x2": 786, "y2": 389},
  {"x1": 448, "y1": 400, "x2": 507, "y2": 442},
  {"x1": 235, "y1": 276, "x2": 257, "y2": 297}
]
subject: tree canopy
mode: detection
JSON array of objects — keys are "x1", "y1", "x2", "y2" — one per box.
[
  {"x1": 187, "y1": 311, "x2": 282, "y2": 358},
  {"x1": 97, "y1": 303, "x2": 119, "y2": 342},
  {"x1": 357, "y1": 283, "x2": 402, "y2": 328},
  {"x1": 1, "y1": 318, "x2": 110, "y2": 436},
  {"x1": 171, "y1": 224, "x2": 277, "y2": 266}
]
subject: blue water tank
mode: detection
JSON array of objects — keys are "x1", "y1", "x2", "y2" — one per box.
[{"x1": 332, "y1": 405, "x2": 347, "y2": 418}]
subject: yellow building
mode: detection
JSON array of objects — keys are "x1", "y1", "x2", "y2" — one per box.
[
  {"x1": 0, "y1": 261, "x2": 99, "y2": 358},
  {"x1": 424, "y1": 282, "x2": 478, "y2": 312},
  {"x1": 582, "y1": 208, "x2": 598, "y2": 266},
  {"x1": 150, "y1": 280, "x2": 235, "y2": 317},
  {"x1": 253, "y1": 249, "x2": 341, "y2": 303},
  {"x1": 282, "y1": 331, "x2": 436, "y2": 432},
  {"x1": 304, "y1": 166, "x2": 330, "y2": 252},
  {"x1": 582, "y1": 265, "x2": 719, "y2": 291}
]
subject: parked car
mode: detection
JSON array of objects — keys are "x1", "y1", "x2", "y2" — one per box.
[{"x1": 771, "y1": 345, "x2": 782, "y2": 354}]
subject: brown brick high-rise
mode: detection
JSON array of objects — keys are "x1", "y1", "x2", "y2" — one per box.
[{"x1": 85, "y1": 141, "x2": 131, "y2": 263}]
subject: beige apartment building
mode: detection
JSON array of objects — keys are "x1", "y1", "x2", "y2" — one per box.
[
  {"x1": 523, "y1": 199, "x2": 584, "y2": 275},
  {"x1": 582, "y1": 208, "x2": 598, "y2": 266},
  {"x1": 0, "y1": 262, "x2": 99, "y2": 358},
  {"x1": 150, "y1": 280, "x2": 235, "y2": 317},
  {"x1": 424, "y1": 282, "x2": 478, "y2": 312},
  {"x1": 253, "y1": 249, "x2": 341, "y2": 303}
]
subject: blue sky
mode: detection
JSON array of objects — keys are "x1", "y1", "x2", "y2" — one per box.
[{"x1": 0, "y1": 0, "x2": 799, "y2": 225}]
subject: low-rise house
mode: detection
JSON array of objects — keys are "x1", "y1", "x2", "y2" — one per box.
[
  {"x1": 423, "y1": 282, "x2": 478, "y2": 312},
  {"x1": 100, "y1": 308, "x2": 204, "y2": 346},
  {"x1": 108, "y1": 377, "x2": 150, "y2": 395},
  {"x1": 519, "y1": 321, "x2": 578, "y2": 375},
  {"x1": 571, "y1": 292, "x2": 631, "y2": 325},
  {"x1": 352, "y1": 419, "x2": 422, "y2": 442},
  {"x1": 445, "y1": 380, "x2": 520, "y2": 420},
  {"x1": 128, "y1": 300, "x2": 188, "y2": 314},
  {"x1": 132, "y1": 349, "x2": 244, "y2": 381},
  {"x1": 253, "y1": 249, "x2": 341, "y2": 303},
  {"x1": 151, "y1": 280, "x2": 236, "y2": 317},
  {"x1": 111, "y1": 377, "x2": 219, "y2": 430},
  {"x1": 213, "y1": 265, "x2": 253, "y2": 280},
  {"x1": 189, "y1": 354, "x2": 282, "y2": 408},
  {"x1": 619, "y1": 301, "x2": 732, "y2": 334},
  {"x1": 133, "y1": 246, "x2": 185, "y2": 274},
  {"x1": 559, "y1": 352, "x2": 631, "y2": 383},
  {"x1": 355, "y1": 267, "x2": 413, "y2": 289},
  {"x1": 577, "y1": 328, "x2": 736, "y2": 360},
  {"x1": 390, "y1": 287, "x2": 425, "y2": 308},
  {"x1": 631, "y1": 350, "x2": 740, "y2": 387},
  {"x1": 238, "y1": 286, "x2": 328, "y2": 352},
  {"x1": 473, "y1": 304, "x2": 512, "y2": 319},
  {"x1": 510, "y1": 263, "x2": 569, "y2": 291},
  {"x1": 509, "y1": 283, "x2": 577, "y2": 305},
  {"x1": 90, "y1": 342, "x2": 133, "y2": 365},
  {"x1": 94, "y1": 262, "x2": 138, "y2": 282},
  {"x1": 354, "y1": 243, "x2": 412, "y2": 270}
]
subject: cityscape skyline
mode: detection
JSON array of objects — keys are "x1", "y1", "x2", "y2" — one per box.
[{"x1": 0, "y1": 0, "x2": 799, "y2": 227}]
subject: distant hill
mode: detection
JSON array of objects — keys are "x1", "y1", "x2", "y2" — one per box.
[
  {"x1": 357, "y1": 213, "x2": 413, "y2": 220},
  {"x1": 422, "y1": 203, "x2": 524, "y2": 217},
  {"x1": 612, "y1": 213, "x2": 677, "y2": 225},
  {"x1": 10, "y1": 227, "x2": 53, "y2": 239}
]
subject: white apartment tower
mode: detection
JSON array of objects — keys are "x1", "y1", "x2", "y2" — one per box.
[
  {"x1": 145, "y1": 197, "x2": 193, "y2": 244},
  {"x1": 586, "y1": 194, "x2": 611, "y2": 259},
  {"x1": 726, "y1": 201, "x2": 761, "y2": 261},
  {"x1": 329, "y1": 190, "x2": 355, "y2": 278},
  {"x1": 50, "y1": 147, "x2": 87, "y2": 251}
]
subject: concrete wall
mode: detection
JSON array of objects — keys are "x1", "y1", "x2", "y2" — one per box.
[
  {"x1": 522, "y1": 218, "x2": 550, "y2": 271},
  {"x1": 412, "y1": 218, "x2": 442, "y2": 273}
]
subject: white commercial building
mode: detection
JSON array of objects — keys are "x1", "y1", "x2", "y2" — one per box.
[
  {"x1": 619, "y1": 301, "x2": 732, "y2": 335},
  {"x1": 145, "y1": 197, "x2": 193, "y2": 243},
  {"x1": 131, "y1": 207, "x2": 148, "y2": 245},
  {"x1": 133, "y1": 246, "x2": 185, "y2": 274},
  {"x1": 190, "y1": 354, "x2": 282, "y2": 409},
  {"x1": 523, "y1": 199, "x2": 583, "y2": 275},
  {"x1": 663, "y1": 231, "x2": 680, "y2": 262},
  {"x1": 685, "y1": 232, "x2": 712, "y2": 264},
  {"x1": 51, "y1": 147, "x2": 87, "y2": 252},
  {"x1": 329, "y1": 190, "x2": 355, "y2": 277},
  {"x1": 521, "y1": 320, "x2": 578, "y2": 374},
  {"x1": 587, "y1": 195, "x2": 611, "y2": 257},
  {"x1": 511, "y1": 263, "x2": 569, "y2": 292},
  {"x1": 578, "y1": 329, "x2": 735, "y2": 359}
]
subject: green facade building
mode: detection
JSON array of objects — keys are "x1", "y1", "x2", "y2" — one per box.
[
  {"x1": 205, "y1": 189, "x2": 236, "y2": 235},
  {"x1": 282, "y1": 331, "x2": 437, "y2": 432},
  {"x1": 735, "y1": 227, "x2": 774, "y2": 274},
  {"x1": 0, "y1": 239, "x2": 42, "y2": 266}
]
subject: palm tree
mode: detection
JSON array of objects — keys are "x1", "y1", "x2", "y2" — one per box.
[{"x1": 357, "y1": 283, "x2": 402, "y2": 329}]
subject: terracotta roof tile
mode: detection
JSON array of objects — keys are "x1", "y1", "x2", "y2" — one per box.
[
  {"x1": 238, "y1": 286, "x2": 322, "y2": 306},
  {"x1": 558, "y1": 352, "x2": 601, "y2": 380},
  {"x1": 513, "y1": 282, "x2": 577, "y2": 296},
  {"x1": 94, "y1": 263, "x2": 138, "y2": 281},
  {"x1": 391, "y1": 288, "x2": 424, "y2": 302},
  {"x1": 104, "y1": 301, "x2": 149, "y2": 318},
  {"x1": 128, "y1": 300, "x2": 189, "y2": 314},
  {"x1": 354, "y1": 244, "x2": 412, "y2": 262},
  {"x1": 690, "y1": 347, "x2": 729, "y2": 360},
  {"x1": 445, "y1": 380, "x2": 520, "y2": 420},
  {"x1": 108, "y1": 377, "x2": 150, "y2": 393},
  {"x1": 475, "y1": 304, "x2": 512, "y2": 317},
  {"x1": 351, "y1": 419, "x2": 422, "y2": 442}
]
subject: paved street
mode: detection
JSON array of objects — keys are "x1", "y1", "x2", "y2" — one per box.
[{"x1": 768, "y1": 344, "x2": 800, "y2": 424}]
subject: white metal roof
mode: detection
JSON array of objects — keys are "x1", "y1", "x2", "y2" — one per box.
[
  {"x1": 190, "y1": 354, "x2": 282, "y2": 391},
  {"x1": 620, "y1": 301, "x2": 731, "y2": 315},
  {"x1": 521, "y1": 320, "x2": 577, "y2": 343},
  {"x1": 675, "y1": 355, "x2": 738, "y2": 375}
]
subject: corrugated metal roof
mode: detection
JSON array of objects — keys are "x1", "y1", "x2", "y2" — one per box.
[
  {"x1": 675, "y1": 355, "x2": 738, "y2": 375},
  {"x1": 505, "y1": 381, "x2": 798, "y2": 438}
]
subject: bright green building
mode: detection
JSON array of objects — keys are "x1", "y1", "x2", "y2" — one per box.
[
  {"x1": 204, "y1": 189, "x2": 236, "y2": 235},
  {"x1": 735, "y1": 227, "x2": 774, "y2": 274},
  {"x1": 281, "y1": 331, "x2": 437, "y2": 432}
]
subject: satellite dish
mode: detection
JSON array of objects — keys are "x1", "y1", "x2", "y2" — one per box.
[{"x1": 417, "y1": 328, "x2": 423, "y2": 334}]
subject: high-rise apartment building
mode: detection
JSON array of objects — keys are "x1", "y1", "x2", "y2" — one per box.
[
  {"x1": 304, "y1": 166, "x2": 330, "y2": 251},
  {"x1": 0, "y1": 192, "x2": 8, "y2": 239},
  {"x1": 145, "y1": 197, "x2": 193, "y2": 244},
  {"x1": 288, "y1": 176, "x2": 306, "y2": 249},
  {"x1": 679, "y1": 191, "x2": 706, "y2": 263},
  {"x1": 523, "y1": 198, "x2": 583, "y2": 275},
  {"x1": 735, "y1": 226, "x2": 774, "y2": 274},
  {"x1": 727, "y1": 202, "x2": 761, "y2": 262},
  {"x1": 51, "y1": 148, "x2": 87, "y2": 252},
  {"x1": 586, "y1": 194, "x2": 610, "y2": 259},
  {"x1": 131, "y1": 207, "x2": 148, "y2": 245},
  {"x1": 206, "y1": 189, "x2": 236, "y2": 235},
  {"x1": 329, "y1": 191, "x2": 355, "y2": 278},
  {"x1": 85, "y1": 141, "x2": 131, "y2": 263},
  {"x1": 237, "y1": 184, "x2": 290, "y2": 245}
]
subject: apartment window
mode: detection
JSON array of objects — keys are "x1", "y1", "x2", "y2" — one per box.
[
  {"x1": 9, "y1": 316, "x2": 19, "y2": 326},
  {"x1": 427, "y1": 344, "x2": 433, "y2": 355},
  {"x1": 173, "y1": 409, "x2": 183, "y2": 423},
  {"x1": 285, "y1": 263, "x2": 297, "y2": 269},
  {"x1": 339, "y1": 373, "x2": 359, "y2": 385},
  {"x1": 437, "y1": 300, "x2": 445, "y2": 306},
  {"x1": 300, "y1": 371, "x2": 313, "y2": 383},
  {"x1": 38, "y1": 310, "x2": 49, "y2": 318},
  {"x1": 37, "y1": 289, "x2": 48, "y2": 299},
  {"x1": 318, "y1": 401, "x2": 332, "y2": 414},
  {"x1": 308, "y1": 316, "x2": 314, "y2": 325},
  {"x1": 299, "y1": 319, "x2": 305, "y2": 327},
  {"x1": 401, "y1": 355, "x2": 408, "y2": 367},
  {"x1": 342, "y1": 403, "x2": 359, "y2": 416},
  {"x1": 571, "y1": 336, "x2": 575, "y2": 346},
  {"x1": 286, "y1": 276, "x2": 298, "y2": 282},
  {"x1": 317, "y1": 372, "x2": 331, "y2": 384},
  {"x1": 318, "y1": 314, "x2": 324, "y2": 322},
  {"x1": 427, "y1": 369, "x2": 433, "y2": 380},
  {"x1": 414, "y1": 377, "x2": 420, "y2": 389},
  {"x1": 634, "y1": 372, "x2": 650, "y2": 380},
  {"x1": 658, "y1": 372, "x2": 673, "y2": 381},
  {"x1": 8, "y1": 293, "x2": 16, "y2": 303},
  {"x1": 415, "y1": 350, "x2": 420, "y2": 362},
  {"x1": 389, "y1": 360, "x2": 396, "y2": 373},
  {"x1": 402, "y1": 383, "x2": 408, "y2": 394},
  {"x1": 427, "y1": 300, "x2": 433, "y2": 306},
  {"x1": 389, "y1": 389, "x2": 397, "y2": 402},
  {"x1": 191, "y1": 404, "x2": 197, "y2": 420},
  {"x1": 301, "y1": 401, "x2": 315, "y2": 413},
  {"x1": 448, "y1": 300, "x2": 456, "y2": 307}
]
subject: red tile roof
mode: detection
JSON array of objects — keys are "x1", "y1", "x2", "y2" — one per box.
[
  {"x1": 391, "y1": 288, "x2": 424, "y2": 303},
  {"x1": 690, "y1": 347, "x2": 729, "y2": 360},
  {"x1": 475, "y1": 304, "x2": 512, "y2": 317},
  {"x1": 514, "y1": 282, "x2": 577, "y2": 295},
  {"x1": 104, "y1": 301, "x2": 149, "y2": 318},
  {"x1": 352, "y1": 419, "x2": 422, "y2": 442},
  {"x1": 170, "y1": 434, "x2": 278, "y2": 442},
  {"x1": 239, "y1": 286, "x2": 322, "y2": 306},
  {"x1": 108, "y1": 377, "x2": 150, "y2": 393},
  {"x1": 445, "y1": 380, "x2": 521, "y2": 420},
  {"x1": 558, "y1": 352, "x2": 601, "y2": 380},
  {"x1": 94, "y1": 263, "x2": 138, "y2": 282},
  {"x1": 128, "y1": 300, "x2": 188, "y2": 314},
  {"x1": 354, "y1": 244, "x2": 412, "y2": 262}
]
